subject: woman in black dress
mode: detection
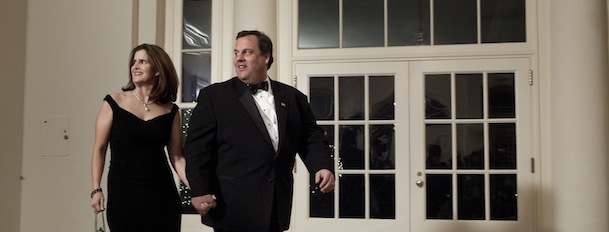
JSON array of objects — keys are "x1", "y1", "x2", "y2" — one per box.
[{"x1": 90, "y1": 44, "x2": 189, "y2": 231}]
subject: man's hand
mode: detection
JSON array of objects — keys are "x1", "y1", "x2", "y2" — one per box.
[
  {"x1": 191, "y1": 194, "x2": 217, "y2": 216},
  {"x1": 315, "y1": 169, "x2": 335, "y2": 193}
]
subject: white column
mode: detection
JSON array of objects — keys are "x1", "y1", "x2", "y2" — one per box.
[
  {"x1": 550, "y1": 0, "x2": 609, "y2": 231},
  {"x1": 232, "y1": 0, "x2": 277, "y2": 79}
]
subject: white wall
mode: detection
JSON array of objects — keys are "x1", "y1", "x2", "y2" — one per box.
[{"x1": 20, "y1": 0, "x2": 132, "y2": 231}]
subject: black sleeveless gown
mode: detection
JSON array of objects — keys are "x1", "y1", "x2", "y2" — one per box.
[{"x1": 104, "y1": 95, "x2": 181, "y2": 232}]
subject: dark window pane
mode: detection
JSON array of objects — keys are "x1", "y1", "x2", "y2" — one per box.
[
  {"x1": 457, "y1": 124, "x2": 484, "y2": 169},
  {"x1": 310, "y1": 175, "x2": 335, "y2": 218},
  {"x1": 320, "y1": 125, "x2": 336, "y2": 161},
  {"x1": 370, "y1": 174, "x2": 395, "y2": 219},
  {"x1": 339, "y1": 125, "x2": 364, "y2": 169},
  {"x1": 481, "y1": 0, "x2": 526, "y2": 43},
  {"x1": 456, "y1": 73, "x2": 483, "y2": 119},
  {"x1": 298, "y1": 0, "x2": 339, "y2": 48},
  {"x1": 434, "y1": 0, "x2": 477, "y2": 45},
  {"x1": 182, "y1": 52, "x2": 211, "y2": 102},
  {"x1": 426, "y1": 124, "x2": 452, "y2": 169},
  {"x1": 339, "y1": 76, "x2": 364, "y2": 120},
  {"x1": 339, "y1": 174, "x2": 365, "y2": 218},
  {"x1": 489, "y1": 123, "x2": 516, "y2": 169},
  {"x1": 490, "y1": 174, "x2": 518, "y2": 220},
  {"x1": 369, "y1": 76, "x2": 395, "y2": 120},
  {"x1": 488, "y1": 73, "x2": 516, "y2": 118},
  {"x1": 427, "y1": 174, "x2": 452, "y2": 219},
  {"x1": 425, "y1": 74, "x2": 451, "y2": 119},
  {"x1": 458, "y1": 174, "x2": 485, "y2": 220},
  {"x1": 343, "y1": 0, "x2": 384, "y2": 47},
  {"x1": 310, "y1": 77, "x2": 335, "y2": 120},
  {"x1": 181, "y1": 108, "x2": 193, "y2": 144},
  {"x1": 370, "y1": 125, "x2": 395, "y2": 170},
  {"x1": 388, "y1": 0, "x2": 431, "y2": 46},
  {"x1": 183, "y1": 0, "x2": 211, "y2": 49}
]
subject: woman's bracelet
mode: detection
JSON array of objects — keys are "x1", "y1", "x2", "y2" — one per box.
[{"x1": 91, "y1": 187, "x2": 102, "y2": 198}]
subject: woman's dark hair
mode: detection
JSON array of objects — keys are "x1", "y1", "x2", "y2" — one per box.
[
  {"x1": 122, "y1": 44, "x2": 178, "y2": 103},
  {"x1": 236, "y1": 30, "x2": 274, "y2": 70}
]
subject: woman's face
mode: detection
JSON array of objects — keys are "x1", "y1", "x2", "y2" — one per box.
[{"x1": 131, "y1": 49, "x2": 157, "y2": 85}]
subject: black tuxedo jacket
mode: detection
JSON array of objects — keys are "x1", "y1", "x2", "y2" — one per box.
[{"x1": 184, "y1": 77, "x2": 334, "y2": 231}]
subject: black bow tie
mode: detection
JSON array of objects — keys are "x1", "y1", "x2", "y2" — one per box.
[{"x1": 249, "y1": 81, "x2": 269, "y2": 93}]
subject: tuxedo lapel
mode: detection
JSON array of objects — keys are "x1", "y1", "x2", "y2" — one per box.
[{"x1": 237, "y1": 83, "x2": 274, "y2": 150}]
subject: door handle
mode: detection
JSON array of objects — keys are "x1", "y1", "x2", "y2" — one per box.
[{"x1": 416, "y1": 180, "x2": 424, "y2": 188}]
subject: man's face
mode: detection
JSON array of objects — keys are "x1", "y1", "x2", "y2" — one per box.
[{"x1": 233, "y1": 35, "x2": 269, "y2": 84}]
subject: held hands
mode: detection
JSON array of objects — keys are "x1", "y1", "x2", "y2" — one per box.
[
  {"x1": 191, "y1": 194, "x2": 217, "y2": 216},
  {"x1": 315, "y1": 169, "x2": 335, "y2": 193}
]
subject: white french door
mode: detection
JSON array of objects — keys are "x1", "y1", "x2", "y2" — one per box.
[{"x1": 291, "y1": 58, "x2": 534, "y2": 232}]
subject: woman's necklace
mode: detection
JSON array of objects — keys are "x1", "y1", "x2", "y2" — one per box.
[{"x1": 133, "y1": 91, "x2": 154, "y2": 111}]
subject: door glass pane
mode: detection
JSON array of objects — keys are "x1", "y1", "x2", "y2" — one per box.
[
  {"x1": 370, "y1": 174, "x2": 395, "y2": 219},
  {"x1": 370, "y1": 125, "x2": 395, "y2": 170},
  {"x1": 426, "y1": 124, "x2": 452, "y2": 169},
  {"x1": 481, "y1": 0, "x2": 526, "y2": 43},
  {"x1": 489, "y1": 73, "x2": 516, "y2": 118},
  {"x1": 490, "y1": 174, "x2": 518, "y2": 220},
  {"x1": 183, "y1": 0, "x2": 211, "y2": 49},
  {"x1": 489, "y1": 123, "x2": 516, "y2": 169},
  {"x1": 343, "y1": 0, "x2": 384, "y2": 47},
  {"x1": 388, "y1": 0, "x2": 431, "y2": 46},
  {"x1": 458, "y1": 174, "x2": 485, "y2": 220},
  {"x1": 310, "y1": 77, "x2": 335, "y2": 120},
  {"x1": 456, "y1": 73, "x2": 483, "y2": 119},
  {"x1": 339, "y1": 125, "x2": 364, "y2": 169},
  {"x1": 298, "y1": 0, "x2": 339, "y2": 48},
  {"x1": 425, "y1": 74, "x2": 451, "y2": 119},
  {"x1": 434, "y1": 0, "x2": 477, "y2": 45},
  {"x1": 339, "y1": 76, "x2": 364, "y2": 120},
  {"x1": 182, "y1": 52, "x2": 211, "y2": 102},
  {"x1": 427, "y1": 174, "x2": 452, "y2": 219},
  {"x1": 370, "y1": 76, "x2": 395, "y2": 120},
  {"x1": 339, "y1": 174, "x2": 365, "y2": 218},
  {"x1": 457, "y1": 123, "x2": 484, "y2": 170},
  {"x1": 180, "y1": 108, "x2": 196, "y2": 214},
  {"x1": 310, "y1": 125, "x2": 336, "y2": 218}
]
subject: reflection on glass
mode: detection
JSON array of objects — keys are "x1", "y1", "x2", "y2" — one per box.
[
  {"x1": 481, "y1": 0, "x2": 526, "y2": 43},
  {"x1": 339, "y1": 76, "x2": 364, "y2": 120},
  {"x1": 183, "y1": 0, "x2": 211, "y2": 49},
  {"x1": 339, "y1": 125, "x2": 364, "y2": 169},
  {"x1": 339, "y1": 174, "x2": 365, "y2": 218},
  {"x1": 320, "y1": 125, "x2": 336, "y2": 161},
  {"x1": 298, "y1": 0, "x2": 339, "y2": 48},
  {"x1": 456, "y1": 73, "x2": 483, "y2": 119},
  {"x1": 457, "y1": 124, "x2": 484, "y2": 169},
  {"x1": 425, "y1": 74, "x2": 451, "y2": 119},
  {"x1": 489, "y1": 73, "x2": 516, "y2": 118},
  {"x1": 490, "y1": 123, "x2": 516, "y2": 169},
  {"x1": 458, "y1": 174, "x2": 485, "y2": 220},
  {"x1": 426, "y1": 174, "x2": 452, "y2": 219},
  {"x1": 369, "y1": 76, "x2": 395, "y2": 120},
  {"x1": 370, "y1": 174, "x2": 395, "y2": 219},
  {"x1": 490, "y1": 174, "x2": 518, "y2": 220},
  {"x1": 179, "y1": 108, "x2": 196, "y2": 214},
  {"x1": 310, "y1": 175, "x2": 334, "y2": 218},
  {"x1": 426, "y1": 124, "x2": 452, "y2": 169},
  {"x1": 182, "y1": 52, "x2": 211, "y2": 102},
  {"x1": 180, "y1": 108, "x2": 193, "y2": 144},
  {"x1": 310, "y1": 77, "x2": 334, "y2": 120},
  {"x1": 343, "y1": 0, "x2": 384, "y2": 47},
  {"x1": 388, "y1": 0, "x2": 431, "y2": 46},
  {"x1": 434, "y1": 0, "x2": 477, "y2": 45},
  {"x1": 370, "y1": 125, "x2": 395, "y2": 170}
]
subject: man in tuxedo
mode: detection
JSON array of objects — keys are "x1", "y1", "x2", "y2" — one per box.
[{"x1": 184, "y1": 30, "x2": 335, "y2": 232}]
